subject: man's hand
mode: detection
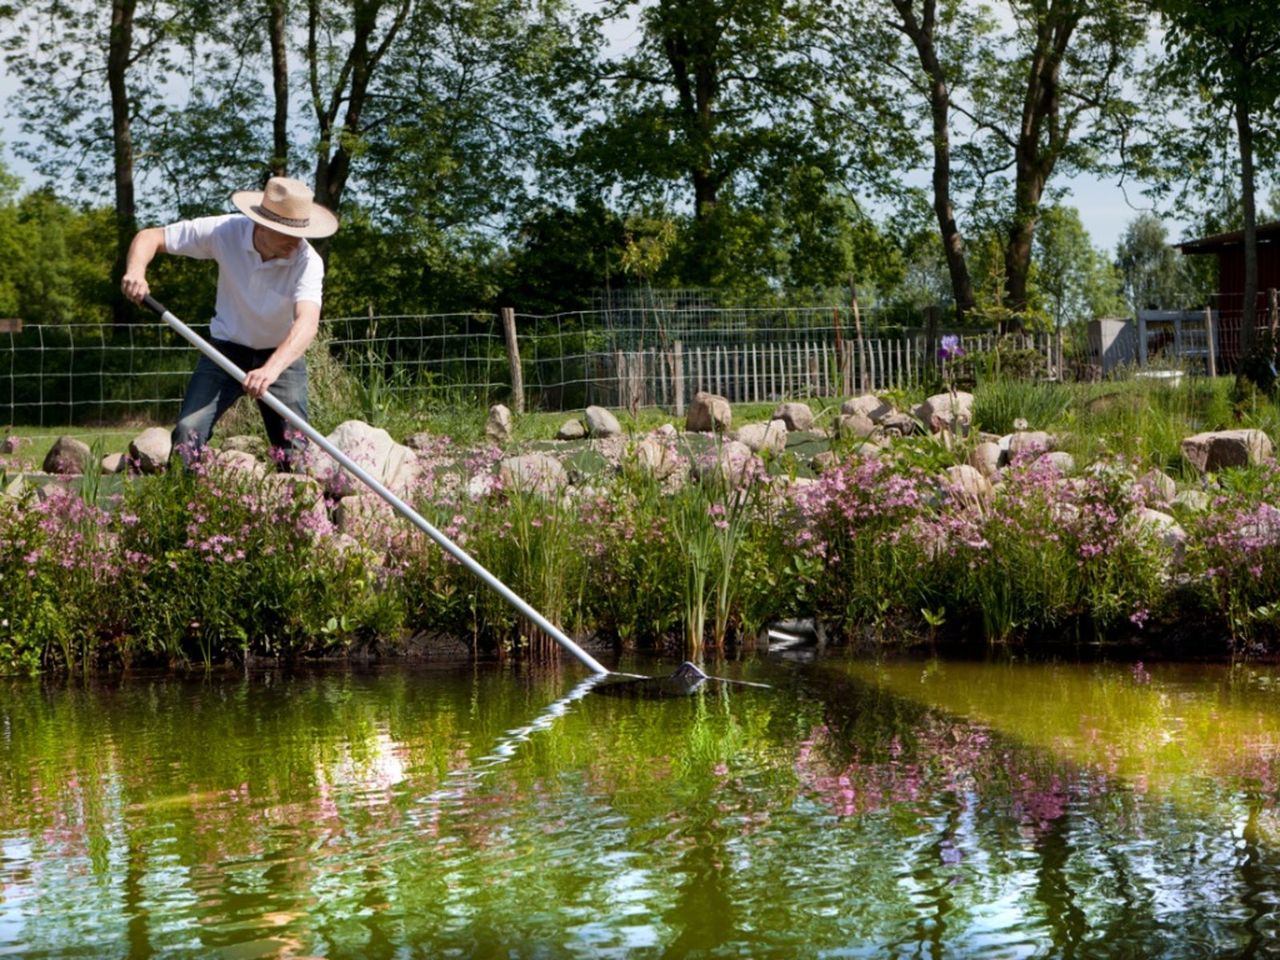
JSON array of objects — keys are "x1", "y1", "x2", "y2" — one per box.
[
  {"x1": 242, "y1": 366, "x2": 279, "y2": 399},
  {"x1": 120, "y1": 272, "x2": 150, "y2": 304}
]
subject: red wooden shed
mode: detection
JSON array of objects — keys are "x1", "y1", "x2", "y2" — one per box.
[{"x1": 1179, "y1": 221, "x2": 1280, "y2": 368}]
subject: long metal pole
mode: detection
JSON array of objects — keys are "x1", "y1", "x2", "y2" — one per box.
[{"x1": 145, "y1": 296, "x2": 610, "y2": 676}]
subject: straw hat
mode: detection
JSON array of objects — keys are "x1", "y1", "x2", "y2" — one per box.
[{"x1": 231, "y1": 176, "x2": 339, "y2": 239}]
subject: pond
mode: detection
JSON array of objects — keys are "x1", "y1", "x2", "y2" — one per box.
[{"x1": 5, "y1": 653, "x2": 1280, "y2": 958}]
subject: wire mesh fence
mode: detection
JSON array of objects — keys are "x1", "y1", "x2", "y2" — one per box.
[{"x1": 2, "y1": 305, "x2": 1063, "y2": 428}]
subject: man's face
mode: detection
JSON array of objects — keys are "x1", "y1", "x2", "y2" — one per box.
[{"x1": 253, "y1": 224, "x2": 302, "y2": 260}]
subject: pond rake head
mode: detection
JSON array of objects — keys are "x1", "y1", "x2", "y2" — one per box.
[{"x1": 142, "y1": 296, "x2": 767, "y2": 690}]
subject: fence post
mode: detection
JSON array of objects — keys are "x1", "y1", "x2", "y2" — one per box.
[
  {"x1": 673, "y1": 341, "x2": 685, "y2": 417},
  {"x1": 500, "y1": 306, "x2": 524, "y2": 414},
  {"x1": 1205, "y1": 306, "x2": 1217, "y2": 378},
  {"x1": 924, "y1": 305, "x2": 940, "y2": 381}
]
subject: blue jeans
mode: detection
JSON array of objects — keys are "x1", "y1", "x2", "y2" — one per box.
[{"x1": 172, "y1": 339, "x2": 308, "y2": 469}]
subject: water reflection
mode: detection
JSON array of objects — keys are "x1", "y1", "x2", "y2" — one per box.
[{"x1": 5, "y1": 657, "x2": 1280, "y2": 956}]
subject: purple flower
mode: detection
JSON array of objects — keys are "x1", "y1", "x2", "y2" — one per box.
[{"x1": 938, "y1": 334, "x2": 965, "y2": 361}]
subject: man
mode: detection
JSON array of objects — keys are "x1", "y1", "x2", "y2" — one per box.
[{"x1": 120, "y1": 176, "x2": 338, "y2": 468}]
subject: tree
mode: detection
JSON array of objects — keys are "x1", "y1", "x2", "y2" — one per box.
[
  {"x1": 306, "y1": 0, "x2": 411, "y2": 248},
  {"x1": 876, "y1": 0, "x2": 978, "y2": 318},
  {"x1": 1147, "y1": 0, "x2": 1280, "y2": 367},
  {"x1": 844, "y1": 0, "x2": 1146, "y2": 326},
  {"x1": 559, "y1": 0, "x2": 908, "y2": 288},
  {"x1": 1033, "y1": 204, "x2": 1124, "y2": 331},
  {"x1": 1115, "y1": 212, "x2": 1194, "y2": 312}
]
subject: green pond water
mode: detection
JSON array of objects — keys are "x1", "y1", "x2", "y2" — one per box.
[{"x1": 5, "y1": 653, "x2": 1280, "y2": 958}]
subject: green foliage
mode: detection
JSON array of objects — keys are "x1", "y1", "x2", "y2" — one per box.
[{"x1": 971, "y1": 378, "x2": 1074, "y2": 436}]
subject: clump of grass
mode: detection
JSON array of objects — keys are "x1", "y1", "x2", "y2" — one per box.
[{"x1": 971, "y1": 378, "x2": 1072, "y2": 436}]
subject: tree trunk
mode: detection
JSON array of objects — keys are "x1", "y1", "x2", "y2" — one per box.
[
  {"x1": 108, "y1": 0, "x2": 138, "y2": 327},
  {"x1": 1236, "y1": 91, "x2": 1258, "y2": 370},
  {"x1": 893, "y1": 0, "x2": 975, "y2": 320},
  {"x1": 1002, "y1": 6, "x2": 1079, "y2": 325},
  {"x1": 665, "y1": 37, "x2": 721, "y2": 219},
  {"x1": 268, "y1": 0, "x2": 289, "y2": 177},
  {"x1": 308, "y1": 0, "x2": 409, "y2": 257}
]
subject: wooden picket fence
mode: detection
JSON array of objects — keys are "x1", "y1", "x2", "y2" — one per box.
[{"x1": 605, "y1": 332, "x2": 1058, "y2": 414}]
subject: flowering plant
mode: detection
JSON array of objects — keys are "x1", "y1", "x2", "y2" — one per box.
[{"x1": 938, "y1": 334, "x2": 965, "y2": 362}]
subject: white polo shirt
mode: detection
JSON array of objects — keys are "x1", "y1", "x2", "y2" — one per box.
[{"x1": 164, "y1": 214, "x2": 325, "y2": 349}]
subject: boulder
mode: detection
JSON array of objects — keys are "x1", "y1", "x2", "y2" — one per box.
[
  {"x1": 1181, "y1": 429, "x2": 1273, "y2": 474},
  {"x1": 841, "y1": 394, "x2": 893, "y2": 423},
  {"x1": 694, "y1": 439, "x2": 756, "y2": 487},
  {"x1": 556, "y1": 419, "x2": 586, "y2": 441},
  {"x1": 101, "y1": 452, "x2": 127, "y2": 475},
  {"x1": 213, "y1": 448, "x2": 266, "y2": 476},
  {"x1": 968, "y1": 441, "x2": 1003, "y2": 479},
  {"x1": 1138, "y1": 468, "x2": 1177, "y2": 504},
  {"x1": 836, "y1": 413, "x2": 876, "y2": 440},
  {"x1": 221, "y1": 434, "x2": 269, "y2": 459},
  {"x1": 633, "y1": 435, "x2": 683, "y2": 480},
  {"x1": 304, "y1": 420, "x2": 417, "y2": 497},
  {"x1": 1008, "y1": 431, "x2": 1052, "y2": 458},
  {"x1": 771, "y1": 401, "x2": 815, "y2": 432},
  {"x1": 685, "y1": 391, "x2": 732, "y2": 433},
  {"x1": 921, "y1": 391, "x2": 974, "y2": 433},
  {"x1": 810, "y1": 450, "x2": 841, "y2": 473},
  {"x1": 735, "y1": 419, "x2": 787, "y2": 455},
  {"x1": 499, "y1": 452, "x2": 568, "y2": 496},
  {"x1": 42, "y1": 436, "x2": 92, "y2": 475},
  {"x1": 1173, "y1": 489, "x2": 1210, "y2": 512},
  {"x1": 129, "y1": 427, "x2": 172, "y2": 474},
  {"x1": 945, "y1": 464, "x2": 992, "y2": 503},
  {"x1": 1038, "y1": 451, "x2": 1076, "y2": 475},
  {"x1": 1128, "y1": 507, "x2": 1186, "y2": 563},
  {"x1": 584, "y1": 405, "x2": 623, "y2": 438},
  {"x1": 486, "y1": 404, "x2": 513, "y2": 443},
  {"x1": 880, "y1": 412, "x2": 919, "y2": 437}
]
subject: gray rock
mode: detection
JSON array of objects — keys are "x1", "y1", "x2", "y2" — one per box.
[
  {"x1": 304, "y1": 420, "x2": 417, "y2": 496},
  {"x1": 810, "y1": 450, "x2": 841, "y2": 473},
  {"x1": 130, "y1": 427, "x2": 172, "y2": 474},
  {"x1": 500, "y1": 452, "x2": 568, "y2": 496},
  {"x1": 42, "y1": 436, "x2": 93, "y2": 475},
  {"x1": 1181, "y1": 429, "x2": 1273, "y2": 474},
  {"x1": 101, "y1": 452, "x2": 127, "y2": 475},
  {"x1": 837, "y1": 413, "x2": 876, "y2": 439},
  {"x1": 1128, "y1": 507, "x2": 1186, "y2": 563},
  {"x1": 486, "y1": 404, "x2": 513, "y2": 443},
  {"x1": 1038, "y1": 451, "x2": 1076, "y2": 474},
  {"x1": 633, "y1": 435, "x2": 683, "y2": 480},
  {"x1": 1138, "y1": 468, "x2": 1177, "y2": 504},
  {"x1": 1008, "y1": 431, "x2": 1052, "y2": 457},
  {"x1": 221, "y1": 434, "x2": 269, "y2": 458},
  {"x1": 1173, "y1": 489, "x2": 1210, "y2": 512},
  {"x1": 735, "y1": 419, "x2": 787, "y2": 455},
  {"x1": 841, "y1": 394, "x2": 893, "y2": 423},
  {"x1": 945, "y1": 464, "x2": 992, "y2": 503},
  {"x1": 880, "y1": 412, "x2": 919, "y2": 437},
  {"x1": 213, "y1": 448, "x2": 267, "y2": 477},
  {"x1": 584, "y1": 405, "x2": 622, "y2": 438},
  {"x1": 921, "y1": 391, "x2": 974, "y2": 433},
  {"x1": 771, "y1": 401, "x2": 815, "y2": 432},
  {"x1": 968, "y1": 441, "x2": 1003, "y2": 478},
  {"x1": 556, "y1": 419, "x2": 586, "y2": 441},
  {"x1": 685, "y1": 391, "x2": 732, "y2": 433}
]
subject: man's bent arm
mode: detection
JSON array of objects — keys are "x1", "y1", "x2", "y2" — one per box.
[
  {"x1": 121, "y1": 227, "x2": 167, "y2": 304},
  {"x1": 242, "y1": 300, "x2": 321, "y2": 399}
]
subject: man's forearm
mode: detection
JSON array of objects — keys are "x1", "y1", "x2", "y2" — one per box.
[{"x1": 121, "y1": 227, "x2": 167, "y2": 303}]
